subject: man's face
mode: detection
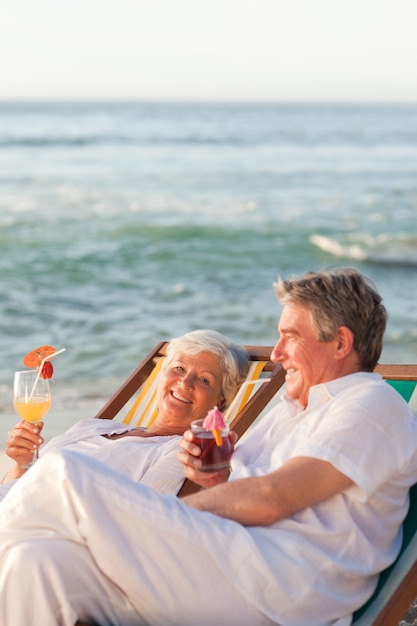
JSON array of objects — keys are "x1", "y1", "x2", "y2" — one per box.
[{"x1": 270, "y1": 302, "x2": 342, "y2": 408}]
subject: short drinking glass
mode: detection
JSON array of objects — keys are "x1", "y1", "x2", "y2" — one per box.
[{"x1": 191, "y1": 418, "x2": 234, "y2": 472}]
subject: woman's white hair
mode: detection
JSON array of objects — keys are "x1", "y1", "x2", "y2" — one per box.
[{"x1": 164, "y1": 329, "x2": 249, "y2": 408}]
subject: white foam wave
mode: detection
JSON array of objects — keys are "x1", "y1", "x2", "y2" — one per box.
[{"x1": 310, "y1": 234, "x2": 417, "y2": 267}]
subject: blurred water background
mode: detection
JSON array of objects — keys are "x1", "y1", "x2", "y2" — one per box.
[{"x1": 0, "y1": 101, "x2": 416, "y2": 444}]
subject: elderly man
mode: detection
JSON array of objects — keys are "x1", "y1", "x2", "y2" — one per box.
[{"x1": 0, "y1": 268, "x2": 416, "y2": 626}]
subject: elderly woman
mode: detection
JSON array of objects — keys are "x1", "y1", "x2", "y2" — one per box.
[{"x1": 1, "y1": 329, "x2": 249, "y2": 498}]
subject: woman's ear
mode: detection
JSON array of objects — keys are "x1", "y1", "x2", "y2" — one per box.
[{"x1": 217, "y1": 397, "x2": 227, "y2": 411}]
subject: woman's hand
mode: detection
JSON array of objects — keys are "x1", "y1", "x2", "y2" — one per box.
[
  {"x1": 4, "y1": 421, "x2": 44, "y2": 478},
  {"x1": 178, "y1": 428, "x2": 238, "y2": 489}
]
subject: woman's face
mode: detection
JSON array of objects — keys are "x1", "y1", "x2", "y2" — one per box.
[{"x1": 156, "y1": 351, "x2": 225, "y2": 427}]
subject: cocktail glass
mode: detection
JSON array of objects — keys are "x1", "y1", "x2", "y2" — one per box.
[{"x1": 13, "y1": 369, "x2": 51, "y2": 466}]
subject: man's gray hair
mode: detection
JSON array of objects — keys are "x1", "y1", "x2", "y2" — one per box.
[{"x1": 274, "y1": 268, "x2": 387, "y2": 371}]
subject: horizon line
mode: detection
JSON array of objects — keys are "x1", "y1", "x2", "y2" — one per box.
[{"x1": 1, "y1": 98, "x2": 416, "y2": 106}]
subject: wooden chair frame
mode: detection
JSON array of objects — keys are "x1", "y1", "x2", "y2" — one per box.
[{"x1": 94, "y1": 342, "x2": 286, "y2": 428}]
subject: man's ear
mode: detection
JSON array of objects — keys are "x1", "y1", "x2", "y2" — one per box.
[{"x1": 335, "y1": 326, "x2": 355, "y2": 359}]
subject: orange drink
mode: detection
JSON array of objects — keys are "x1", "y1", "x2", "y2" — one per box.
[{"x1": 13, "y1": 397, "x2": 51, "y2": 423}]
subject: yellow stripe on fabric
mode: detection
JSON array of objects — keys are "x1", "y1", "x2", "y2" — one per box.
[
  {"x1": 123, "y1": 357, "x2": 165, "y2": 426},
  {"x1": 235, "y1": 361, "x2": 267, "y2": 413},
  {"x1": 224, "y1": 360, "x2": 267, "y2": 422},
  {"x1": 145, "y1": 407, "x2": 160, "y2": 427}
]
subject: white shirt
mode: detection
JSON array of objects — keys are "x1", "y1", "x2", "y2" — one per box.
[{"x1": 226, "y1": 371, "x2": 417, "y2": 624}]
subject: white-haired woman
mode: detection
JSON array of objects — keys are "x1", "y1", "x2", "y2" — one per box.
[{"x1": 1, "y1": 330, "x2": 249, "y2": 499}]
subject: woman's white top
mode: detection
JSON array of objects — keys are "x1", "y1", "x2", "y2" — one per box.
[{"x1": 0, "y1": 419, "x2": 184, "y2": 500}]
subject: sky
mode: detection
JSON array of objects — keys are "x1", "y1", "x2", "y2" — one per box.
[{"x1": 1, "y1": 0, "x2": 416, "y2": 102}]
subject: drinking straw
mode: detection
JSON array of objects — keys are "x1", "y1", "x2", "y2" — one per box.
[
  {"x1": 29, "y1": 348, "x2": 66, "y2": 400},
  {"x1": 212, "y1": 428, "x2": 223, "y2": 446}
]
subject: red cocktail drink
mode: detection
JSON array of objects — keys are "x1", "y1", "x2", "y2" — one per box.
[{"x1": 191, "y1": 418, "x2": 234, "y2": 472}]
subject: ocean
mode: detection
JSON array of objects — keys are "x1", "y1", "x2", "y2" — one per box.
[{"x1": 0, "y1": 101, "x2": 416, "y2": 443}]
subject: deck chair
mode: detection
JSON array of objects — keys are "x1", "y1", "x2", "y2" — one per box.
[
  {"x1": 94, "y1": 342, "x2": 285, "y2": 428},
  {"x1": 94, "y1": 341, "x2": 286, "y2": 496},
  {"x1": 351, "y1": 363, "x2": 417, "y2": 626}
]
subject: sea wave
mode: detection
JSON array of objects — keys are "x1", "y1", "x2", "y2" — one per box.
[
  {"x1": 1, "y1": 102, "x2": 417, "y2": 150},
  {"x1": 310, "y1": 234, "x2": 417, "y2": 268},
  {"x1": 0, "y1": 136, "x2": 122, "y2": 148}
]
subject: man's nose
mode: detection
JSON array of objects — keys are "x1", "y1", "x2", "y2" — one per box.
[{"x1": 270, "y1": 340, "x2": 284, "y2": 363}]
